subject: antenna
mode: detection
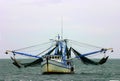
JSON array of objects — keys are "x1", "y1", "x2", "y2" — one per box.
[{"x1": 61, "y1": 16, "x2": 63, "y2": 39}]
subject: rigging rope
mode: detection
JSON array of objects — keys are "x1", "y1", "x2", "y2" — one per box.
[
  {"x1": 68, "y1": 39, "x2": 102, "y2": 49},
  {"x1": 36, "y1": 45, "x2": 56, "y2": 56},
  {"x1": 14, "y1": 41, "x2": 51, "y2": 51}
]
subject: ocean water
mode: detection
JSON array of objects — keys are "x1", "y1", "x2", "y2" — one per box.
[{"x1": 0, "y1": 59, "x2": 120, "y2": 81}]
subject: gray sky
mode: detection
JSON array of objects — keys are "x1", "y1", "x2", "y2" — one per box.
[{"x1": 0, "y1": 0, "x2": 120, "y2": 58}]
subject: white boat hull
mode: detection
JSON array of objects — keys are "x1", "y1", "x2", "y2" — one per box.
[{"x1": 41, "y1": 60, "x2": 74, "y2": 74}]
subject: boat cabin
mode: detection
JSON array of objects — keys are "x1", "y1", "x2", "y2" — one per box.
[{"x1": 42, "y1": 55, "x2": 62, "y2": 62}]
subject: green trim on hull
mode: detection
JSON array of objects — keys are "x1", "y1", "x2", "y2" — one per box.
[{"x1": 42, "y1": 72, "x2": 74, "y2": 74}]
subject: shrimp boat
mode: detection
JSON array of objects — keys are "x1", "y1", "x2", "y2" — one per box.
[
  {"x1": 5, "y1": 35, "x2": 113, "y2": 74},
  {"x1": 41, "y1": 38, "x2": 74, "y2": 74}
]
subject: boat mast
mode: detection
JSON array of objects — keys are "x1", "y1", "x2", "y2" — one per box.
[{"x1": 61, "y1": 16, "x2": 63, "y2": 40}]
